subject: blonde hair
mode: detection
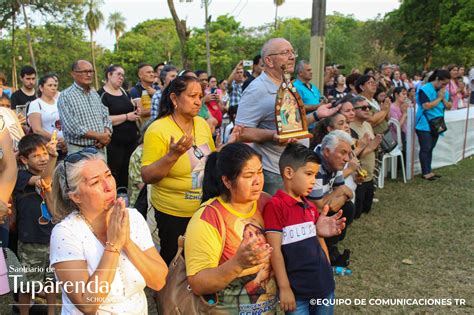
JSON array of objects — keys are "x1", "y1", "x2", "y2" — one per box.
[{"x1": 52, "y1": 152, "x2": 106, "y2": 223}]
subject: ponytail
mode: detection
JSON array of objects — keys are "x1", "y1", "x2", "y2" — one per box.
[
  {"x1": 428, "y1": 69, "x2": 450, "y2": 83},
  {"x1": 201, "y1": 143, "x2": 261, "y2": 204},
  {"x1": 201, "y1": 152, "x2": 220, "y2": 203}
]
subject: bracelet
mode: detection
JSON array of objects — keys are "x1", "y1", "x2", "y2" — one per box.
[
  {"x1": 104, "y1": 248, "x2": 120, "y2": 255},
  {"x1": 312, "y1": 110, "x2": 320, "y2": 122},
  {"x1": 105, "y1": 241, "x2": 120, "y2": 253},
  {"x1": 125, "y1": 113, "x2": 128, "y2": 121}
]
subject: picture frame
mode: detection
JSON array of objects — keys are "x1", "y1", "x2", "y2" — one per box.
[{"x1": 274, "y1": 67, "x2": 312, "y2": 140}]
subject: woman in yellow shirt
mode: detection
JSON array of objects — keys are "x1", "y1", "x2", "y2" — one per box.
[
  {"x1": 141, "y1": 75, "x2": 215, "y2": 264},
  {"x1": 185, "y1": 143, "x2": 278, "y2": 314}
]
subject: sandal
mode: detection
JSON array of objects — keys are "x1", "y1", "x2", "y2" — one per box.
[
  {"x1": 333, "y1": 266, "x2": 352, "y2": 276},
  {"x1": 422, "y1": 175, "x2": 436, "y2": 181}
]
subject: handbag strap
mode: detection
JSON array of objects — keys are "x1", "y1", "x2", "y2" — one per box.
[{"x1": 173, "y1": 202, "x2": 227, "y2": 264}]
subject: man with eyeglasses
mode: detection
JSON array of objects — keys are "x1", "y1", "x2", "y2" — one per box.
[
  {"x1": 227, "y1": 60, "x2": 246, "y2": 108},
  {"x1": 58, "y1": 60, "x2": 112, "y2": 154},
  {"x1": 349, "y1": 96, "x2": 382, "y2": 219},
  {"x1": 236, "y1": 38, "x2": 340, "y2": 195}
]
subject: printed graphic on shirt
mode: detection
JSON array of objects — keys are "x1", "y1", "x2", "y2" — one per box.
[
  {"x1": 200, "y1": 203, "x2": 279, "y2": 314},
  {"x1": 282, "y1": 221, "x2": 317, "y2": 245},
  {"x1": 188, "y1": 142, "x2": 212, "y2": 189}
]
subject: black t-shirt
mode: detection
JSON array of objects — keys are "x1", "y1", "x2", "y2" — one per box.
[
  {"x1": 98, "y1": 88, "x2": 138, "y2": 145},
  {"x1": 10, "y1": 89, "x2": 37, "y2": 110},
  {"x1": 328, "y1": 88, "x2": 347, "y2": 102},
  {"x1": 14, "y1": 170, "x2": 54, "y2": 244}
]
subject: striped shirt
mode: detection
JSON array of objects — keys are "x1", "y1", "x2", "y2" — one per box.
[
  {"x1": 308, "y1": 145, "x2": 345, "y2": 200},
  {"x1": 58, "y1": 82, "x2": 112, "y2": 147}
]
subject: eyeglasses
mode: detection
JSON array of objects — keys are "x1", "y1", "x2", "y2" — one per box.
[
  {"x1": 366, "y1": 80, "x2": 377, "y2": 85},
  {"x1": 74, "y1": 70, "x2": 95, "y2": 75},
  {"x1": 192, "y1": 145, "x2": 204, "y2": 160},
  {"x1": 267, "y1": 49, "x2": 298, "y2": 58},
  {"x1": 63, "y1": 147, "x2": 99, "y2": 190},
  {"x1": 354, "y1": 106, "x2": 371, "y2": 111}
]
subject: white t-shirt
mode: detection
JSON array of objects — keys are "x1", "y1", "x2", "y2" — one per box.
[
  {"x1": 50, "y1": 208, "x2": 154, "y2": 315},
  {"x1": 0, "y1": 107, "x2": 24, "y2": 150},
  {"x1": 27, "y1": 98, "x2": 63, "y2": 138}
]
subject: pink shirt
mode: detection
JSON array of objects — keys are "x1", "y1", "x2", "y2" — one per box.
[{"x1": 390, "y1": 103, "x2": 407, "y2": 138}]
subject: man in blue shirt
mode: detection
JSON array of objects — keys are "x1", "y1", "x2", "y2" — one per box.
[
  {"x1": 294, "y1": 60, "x2": 323, "y2": 130},
  {"x1": 294, "y1": 60, "x2": 321, "y2": 114}
]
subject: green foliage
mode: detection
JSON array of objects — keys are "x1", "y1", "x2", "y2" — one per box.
[
  {"x1": 0, "y1": 23, "x2": 97, "y2": 89},
  {"x1": 387, "y1": 0, "x2": 474, "y2": 70}
]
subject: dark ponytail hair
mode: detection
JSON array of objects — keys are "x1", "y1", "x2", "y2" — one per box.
[
  {"x1": 104, "y1": 64, "x2": 123, "y2": 82},
  {"x1": 310, "y1": 113, "x2": 344, "y2": 150},
  {"x1": 157, "y1": 75, "x2": 200, "y2": 119},
  {"x1": 428, "y1": 69, "x2": 450, "y2": 82},
  {"x1": 201, "y1": 143, "x2": 262, "y2": 204},
  {"x1": 392, "y1": 86, "x2": 407, "y2": 102},
  {"x1": 37, "y1": 74, "x2": 57, "y2": 98}
]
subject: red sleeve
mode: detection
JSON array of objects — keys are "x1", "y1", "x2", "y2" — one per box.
[{"x1": 263, "y1": 198, "x2": 284, "y2": 232}]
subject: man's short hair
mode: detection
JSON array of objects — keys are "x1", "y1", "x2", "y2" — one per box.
[
  {"x1": 137, "y1": 63, "x2": 152, "y2": 74},
  {"x1": 279, "y1": 143, "x2": 318, "y2": 176},
  {"x1": 20, "y1": 66, "x2": 36, "y2": 78},
  {"x1": 295, "y1": 60, "x2": 310, "y2": 75},
  {"x1": 154, "y1": 62, "x2": 165, "y2": 72},
  {"x1": 321, "y1": 130, "x2": 352, "y2": 153},
  {"x1": 350, "y1": 95, "x2": 365, "y2": 106},
  {"x1": 18, "y1": 134, "x2": 48, "y2": 158},
  {"x1": 195, "y1": 70, "x2": 207, "y2": 77},
  {"x1": 160, "y1": 65, "x2": 178, "y2": 85},
  {"x1": 253, "y1": 54, "x2": 261, "y2": 65}
]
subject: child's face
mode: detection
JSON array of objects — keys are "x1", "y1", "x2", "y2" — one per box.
[
  {"x1": 289, "y1": 162, "x2": 319, "y2": 197},
  {"x1": 20, "y1": 146, "x2": 49, "y2": 175},
  {"x1": 0, "y1": 98, "x2": 11, "y2": 108}
]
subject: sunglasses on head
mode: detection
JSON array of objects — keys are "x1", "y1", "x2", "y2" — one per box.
[
  {"x1": 63, "y1": 147, "x2": 99, "y2": 190},
  {"x1": 354, "y1": 106, "x2": 371, "y2": 111}
]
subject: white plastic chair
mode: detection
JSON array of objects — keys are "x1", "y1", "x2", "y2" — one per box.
[{"x1": 378, "y1": 119, "x2": 407, "y2": 188}]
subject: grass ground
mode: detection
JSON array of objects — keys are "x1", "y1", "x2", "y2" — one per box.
[
  {"x1": 336, "y1": 157, "x2": 474, "y2": 314},
  {"x1": 1, "y1": 158, "x2": 473, "y2": 314}
]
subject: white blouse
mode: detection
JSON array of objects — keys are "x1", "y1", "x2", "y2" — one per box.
[{"x1": 50, "y1": 208, "x2": 154, "y2": 314}]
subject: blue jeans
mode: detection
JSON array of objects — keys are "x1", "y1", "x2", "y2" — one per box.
[
  {"x1": 415, "y1": 130, "x2": 439, "y2": 175},
  {"x1": 263, "y1": 170, "x2": 283, "y2": 195},
  {"x1": 286, "y1": 291, "x2": 335, "y2": 315}
]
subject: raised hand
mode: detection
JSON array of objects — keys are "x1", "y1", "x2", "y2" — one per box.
[
  {"x1": 169, "y1": 135, "x2": 193, "y2": 159},
  {"x1": 45, "y1": 132, "x2": 58, "y2": 157},
  {"x1": 317, "y1": 103, "x2": 342, "y2": 119},
  {"x1": 316, "y1": 205, "x2": 346, "y2": 238},
  {"x1": 106, "y1": 198, "x2": 129, "y2": 251}
]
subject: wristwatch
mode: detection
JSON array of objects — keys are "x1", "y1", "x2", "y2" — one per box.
[{"x1": 312, "y1": 110, "x2": 320, "y2": 122}]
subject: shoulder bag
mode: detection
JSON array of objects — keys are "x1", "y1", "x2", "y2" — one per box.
[{"x1": 156, "y1": 205, "x2": 227, "y2": 315}]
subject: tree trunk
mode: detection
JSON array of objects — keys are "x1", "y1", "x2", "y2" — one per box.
[
  {"x1": 167, "y1": 0, "x2": 189, "y2": 69},
  {"x1": 19, "y1": 1, "x2": 36, "y2": 71},
  {"x1": 11, "y1": 11, "x2": 18, "y2": 91},
  {"x1": 115, "y1": 30, "x2": 119, "y2": 51},
  {"x1": 90, "y1": 30, "x2": 99, "y2": 90},
  {"x1": 274, "y1": 5, "x2": 278, "y2": 30}
]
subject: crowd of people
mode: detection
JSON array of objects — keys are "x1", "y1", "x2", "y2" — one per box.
[{"x1": 0, "y1": 36, "x2": 473, "y2": 314}]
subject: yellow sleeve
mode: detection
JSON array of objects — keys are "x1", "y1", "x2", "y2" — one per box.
[
  {"x1": 141, "y1": 121, "x2": 168, "y2": 167},
  {"x1": 184, "y1": 209, "x2": 223, "y2": 276}
]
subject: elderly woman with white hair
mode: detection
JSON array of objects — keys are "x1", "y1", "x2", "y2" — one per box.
[{"x1": 50, "y1": 148, "x2": 168, "y2": 314}]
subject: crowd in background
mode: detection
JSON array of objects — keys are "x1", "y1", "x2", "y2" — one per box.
[{"x1": 0, "y1": 36, "x2": 473, "y2": 314}]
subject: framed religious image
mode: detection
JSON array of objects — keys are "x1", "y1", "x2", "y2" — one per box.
[{"x1": 274, "y1": 68, "x2": 312, "y2": 140}]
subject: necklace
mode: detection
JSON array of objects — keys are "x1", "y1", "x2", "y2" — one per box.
[{"x1": 170, "y1": 114, "x2": 204, "y2": 160}]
